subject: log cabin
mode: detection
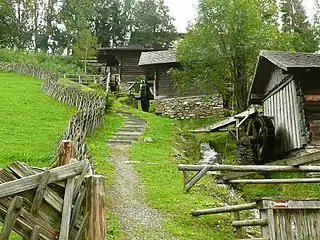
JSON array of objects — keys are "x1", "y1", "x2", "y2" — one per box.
[
  {"x1": 249, "y1": 50, "x2": 320, "y2": 156},
  {"x1": 97, "y1": 47, "x2": 153, "y2": 90}
]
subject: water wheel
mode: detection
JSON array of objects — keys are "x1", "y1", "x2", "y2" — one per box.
[
  {"x1": 246, "y1": 116, "x2": 275, "y2": 164},
  {"x1": 140, "y1": 81, "x2": 150, "y2": 112}
]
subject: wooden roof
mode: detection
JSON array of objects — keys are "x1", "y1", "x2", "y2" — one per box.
[
  {"x1": 139, "y1": 49, "x2": 177, "y2": 66},
  {"x1": 249, "y1": 50, "x2": 320, "y2": 104}
]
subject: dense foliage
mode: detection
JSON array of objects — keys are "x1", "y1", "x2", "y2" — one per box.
[
  {"x1": 176, "y1": 0, "x2": 320, "y2": 112},
  {"x1": 0, "y1": 49, "x2": 82, "y2": 73},
  {"x1": 0, "y1": 0, "x2": 177, "y2": 55}
]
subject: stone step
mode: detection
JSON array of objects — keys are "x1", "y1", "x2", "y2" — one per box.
[
  {"x1": 125, "y1": 120, "x2": 146, "y2": 125},
  {"x1": 111, "y1": 135, "x2": 139, "y2": 141},
  {"x1": 120, "y1": 127, "x2": 144, "y2": 132},
  {"x1": 115, "y1": 131, "x2": 144, "y2": 136},
  {"x1": 107, "y1": 139, "x2": 134, "y2": 145}
]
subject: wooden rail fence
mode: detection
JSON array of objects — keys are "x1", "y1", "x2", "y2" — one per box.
[
  {"x1": 178, "y1": 151, "x2": 320, "y2": 192},
  {"x1": 192, "y1": 199, "x2": 320, "y2": 240}
]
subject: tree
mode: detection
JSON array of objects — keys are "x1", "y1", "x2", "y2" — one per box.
[
  {"x1": 130, "y1": 0, "x2": 177, "y2": 49},
  {"x1": 0, "y1": 0, "x2": 17, "y2": 48},
  {"x1": 72, "y1": 29, "x2": 99, "y2": 73},
  {"x1": 177, "y1": 0, "x2": 281, "y2": 112},
  {"x1": 94, "y1": 0, "x2": 131, "y2": 47},
  {"x1": 280, "y1": 0, "x2": 318, "y2": 52}
]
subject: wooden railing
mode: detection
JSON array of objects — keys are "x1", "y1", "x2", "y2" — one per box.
[{"x1": 62, "y1": 74, "x2": 102, "y2": 85}]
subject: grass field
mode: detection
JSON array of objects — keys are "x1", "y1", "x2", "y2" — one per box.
[{"x1": 0, "y1": 71, "x2": 75, "y2": 167}]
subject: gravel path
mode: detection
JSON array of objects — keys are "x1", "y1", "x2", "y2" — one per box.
[{"x1": 107, "y1": 112, "x2": 173, "y2": 239}]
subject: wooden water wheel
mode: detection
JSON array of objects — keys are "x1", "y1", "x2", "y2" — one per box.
[{"x1": 246, "y1": 116, "x2": 275, "y2": 164}]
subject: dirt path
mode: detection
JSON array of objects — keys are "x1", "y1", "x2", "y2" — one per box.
[{"x1": 107, "y1": 112, "x2": 172, "y2": 239}]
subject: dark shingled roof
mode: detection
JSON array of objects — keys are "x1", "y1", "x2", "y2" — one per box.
[
  {"x1": 248, "y1": 50, "x2": 320, "y2": 104},
  {"x1": 259, "y1": 50, "x2": 320, "y2": 71},
  {"x1": 139, "y1": 49, "x2": 177, "y2": 66}
]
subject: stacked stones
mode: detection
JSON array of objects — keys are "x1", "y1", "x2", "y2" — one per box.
[{"x1": 155, "y1": 95, "x2": 225, "y2": 119}]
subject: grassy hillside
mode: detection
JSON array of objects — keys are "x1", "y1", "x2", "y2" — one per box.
[{"x1": 0, "y1": 71, "x2": 75, "y2": 167}]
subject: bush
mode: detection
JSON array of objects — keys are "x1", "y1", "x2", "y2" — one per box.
[{"x1": 0, "y1": 49, "x2": 83, "y2": 74}]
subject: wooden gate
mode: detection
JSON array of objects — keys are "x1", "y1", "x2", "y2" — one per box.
[{"x1": 259, "y1": 199, "x2": 320, "y2": 240}]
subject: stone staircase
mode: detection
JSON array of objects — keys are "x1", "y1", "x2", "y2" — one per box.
[{"x1": 108, "y1": 111, "x2": 146, "y2": 145}]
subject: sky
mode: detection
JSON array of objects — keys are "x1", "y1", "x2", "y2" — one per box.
[{"x1": 164, "y1": 0, "x2": 317, "y2": 33}]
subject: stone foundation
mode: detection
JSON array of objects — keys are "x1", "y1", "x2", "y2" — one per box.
[{"x1": 155, "y1": 95, "x2": 225, "y2": 119}]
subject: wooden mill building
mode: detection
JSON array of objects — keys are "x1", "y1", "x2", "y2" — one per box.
[
  {"x1": 97, "y1": 47, "x2": 153, "y2": 89},
  {"x1": 139, "y1": 49, "x2": 205, "y2": 99},
  {"x1": 249, "y1": 50, "x2": 320, "y2": 155}
]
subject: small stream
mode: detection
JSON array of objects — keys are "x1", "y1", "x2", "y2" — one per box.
[{"x1": 200, "y1": 142, "x2": 260, "y2": 236}]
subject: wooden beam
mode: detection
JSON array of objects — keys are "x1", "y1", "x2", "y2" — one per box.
[
  {"x1": 0, "y1": 196, "x2": 23, "y2": 240},
  {"x1": 73, "y1": 161, "x2": 90, "y2": 198},
  {"x1": 86, "y1": 175, "x2": 106, "y2": 240},
  {"x1": 232, "y1": 218, "x2": 268, "y2": 227},
  {"x1": 178, "y1": 164, "x2": 320, "y2": 172},
  {"x1": 0, "y1": 160, "x2": 87, "y2": 199},
  {"x1": 31, "y1": 170, "x2": 50, "y2": 216},
  {"x1": 222, "y1": 178, "x2": 320, "y2": 184},
  {"x1": 70, "y1": 188, "x2": 86, "y2": 232},
  {"x1": 223, "y1": 151, "x2": 320, "y2": 180},
  {"x1": 185, "y1": 166, "x2": 210, "y2": 192},
  {"x1": 74, "y1": 213, "x2": 89, "y2": 240},
  {"x1": 30, "y1": 225, "x2": 40, "y2": 240},
  {"x1": 191, "y1": 202, "x2": 257, "y2": 216},
  {"x1": 59, "y1": 177, "x2": 75, "y2": 240}
]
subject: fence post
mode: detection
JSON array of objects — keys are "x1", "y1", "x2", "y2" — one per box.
[
  {"x1": 234, "y1": 211, "x2": 243, "y2": 239},
  {"x1": 85, "y1": 175, "x2": 106, "y2": 240}
]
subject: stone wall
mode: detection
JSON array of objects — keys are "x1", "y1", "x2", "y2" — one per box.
[{"x1": 155, "y1": 95, "x2": 225, "y2": 119}]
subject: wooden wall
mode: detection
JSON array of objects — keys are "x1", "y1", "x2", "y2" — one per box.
[
  {"x1": 263, "y1": 68, "x2": 306, "y2": 155},
  {"x1": 120, "y1": 52, "x2": 145, "y2": 83}
]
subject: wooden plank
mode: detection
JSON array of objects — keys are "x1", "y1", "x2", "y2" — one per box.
[
  {"x1": 0, "y1": 197, "x2": 58, "y2": 239},
  {"x1": 74, "y1": 213, "x2": 89, "y2": 240},
  {"x1": 221, "y1": 178, "x2": 320, "y2": 184},
  {"x1": 223, "y1": 151, "x2": 320, "y2": 180},
  {"x1": 0, "y1": 160, "x2": 87, "y2": 199},
  {"x1": 73, "y1": 161, "x2": 90, "y2": 198},
  {"x1": 30, "y1": 225, "x2": 40, "y2": 240},
  {"x1": 70, "y1": 188, "x2": 86, "y2": 232},
  {"x1": 59, "y1": 177, "x2": 75, "y2": 240},
  {"x1": 259, "y1": 199, "x2": 320, "y2": 210},
  {"x1": 0, "y1": 196, "x2": 24, "y2": 240},
  {"x1": 178, "y1": 164, "x2": 320, "y2": 172},
  {"x1": 185, "y1": 166, "x2": 210, "y2": 192},
  {"x1": 191, "y1": 117, "x2": 236, "y2": 133},
  {"x1": 86, "y1": 175, "x2": 106, "y2": 240},
  {"x1": 191, "y1": 202, "x2": 257, "y2": 216},
  {"x1": 31, "y1": 170, "x2": 50, "y2": 216}
]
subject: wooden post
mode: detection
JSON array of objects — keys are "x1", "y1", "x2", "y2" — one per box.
[
  {"x1": 31, "y1": 170, "x2": 50, "y2": 216},
  {"x1": 234, "y1": 211, "x2": 243, "y2": 238},
  {"x1": 86, "y1": 175, "x2": 106, "y2": 240},
  {"x1": 52, "y1": 140, "x2": 74, "y2": 168}
]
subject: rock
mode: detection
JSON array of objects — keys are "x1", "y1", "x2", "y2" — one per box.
[{"x1": 143, "y1": 137, "x2": 153, "y2": 143}]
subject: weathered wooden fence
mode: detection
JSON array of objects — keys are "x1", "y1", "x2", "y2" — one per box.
[
  {"x1": 62, "y1": 74, "x2": 103, "y2": 86},
  {"x1": 178, "y1": 151, "x2": 320, "y2": 192},
  {"x1": 192, "y1": 198, "x2": 320, "y2": 240},
  {"x1": 0, "y1": 159, "x2": 105, "y2": 239},
  {"x1": 0, "y1": 62, "x2": 107, "y2": 163}
]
